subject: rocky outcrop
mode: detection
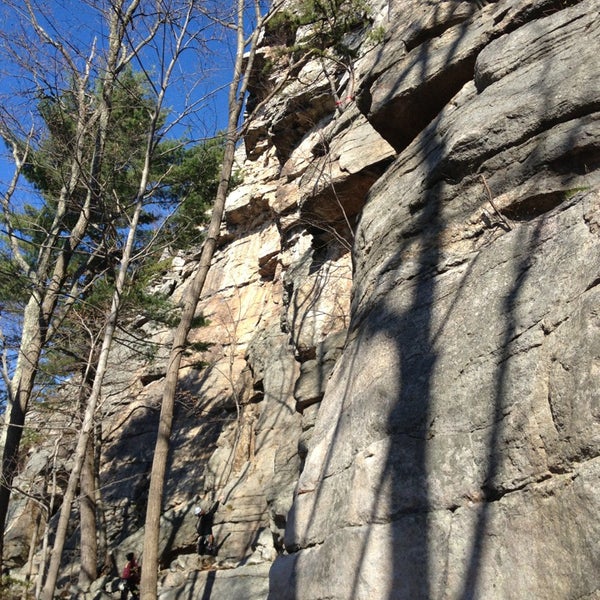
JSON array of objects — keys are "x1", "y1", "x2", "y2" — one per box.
[
  {"x1": 8, "y1": 0, "x2": 600, "y2": 598},
  {"x1": 271, "y1": 0, "x2": 600, "y2": 598}
]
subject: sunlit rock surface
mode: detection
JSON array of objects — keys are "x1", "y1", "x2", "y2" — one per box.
[{"x1": 9, "y1": 0, "x2": 600, "y2": 598}]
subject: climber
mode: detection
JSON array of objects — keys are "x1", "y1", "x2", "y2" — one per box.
[
  {"x1": 195, "y1": 496, "x2": 221, "y2": 555},
  {"x1": 120, "y1": 552, "x2": 140, "y2": 600}
]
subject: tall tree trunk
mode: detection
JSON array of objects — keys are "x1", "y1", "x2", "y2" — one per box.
[
  {"x1": 35, "y1": 437, "x2": 61, "y2": 600},
  {"x1": 95, "y1": 422, "x2": 110, "y2": 574},
  {"x1": 0, "y1": 0, "x2": 139, "y2": 568},
  {"x1": 78, "y1": 436, "x2": 98, "y2": 590},
  {"x1": 77, "y1": 341, "x2": 100, "y2": 591},
  {"x1": 21, "y1": 503, "x2": 41, "y2": 600},
  {"x1": 39, "y1": 1, "x2": 183, "y2": 588},
  {"x1": 0, "y1": 303, "x2": 42, "y2": 566},
  {"x1": 140, "y1": 1, "x2": 264, "y2": 597},
  {"x1": 40, "y1": 130, "x2": 151, "y2": 596},
  {"x1": 0, "y1": 0, "x2": 141, "y2": 574},
  {"x1": 0, "y1": 78, "x2": 95, "y2": 572}
]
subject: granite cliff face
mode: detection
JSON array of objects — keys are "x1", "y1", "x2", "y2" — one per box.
[{"x1": 8, "y1": 0, "x2": 600, "y2": 598}]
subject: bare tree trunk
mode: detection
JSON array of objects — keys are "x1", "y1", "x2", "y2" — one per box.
[
  {"x1": 94, "y1": 422, "x2": 110, "y2": 574},
  {"x1": 75, "y1": 326, "x2": 100, "y2": 590},
  {"x1": 78, "y1": 436, "x2": 98, "y2": 590},
  {"x1": 40, "y1": 178, "x2": 146, "y2": 600},
  {"x1": 35, "y1": 437, "x2": 61, "y2": 600},
  {"x1": 140, "y1": 1, "x2": 265, "y2": 597},
  {"x1": 0, "y1": 0, "x2": 105, "y2": 560},
  {"x1": 21, "y1": 504, "x2": 41, "y2": 600},
  {"x1": 0, "y1": 337, "x2": 39, "y2": 566}
]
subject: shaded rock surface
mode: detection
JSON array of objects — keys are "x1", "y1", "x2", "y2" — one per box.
[
  {"x1": 272, "y1": 0, "x2": 600, "y2": 598},
  {"x1": 7, "y1": 0, "x2": 600, "y2": 598}
]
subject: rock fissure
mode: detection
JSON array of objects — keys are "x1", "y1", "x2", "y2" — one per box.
[
  {"x1": 436, "y1": 104, "x2": 600, "y2": 188},
  {"x1": 402, "y1": 7, "x2": 475, "y2": 54}
]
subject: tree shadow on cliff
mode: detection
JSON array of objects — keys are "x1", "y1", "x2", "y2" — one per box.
[
  {"x1": 173, "y1": 568, "x2": 216, "y2": 600},
  {"x1": 356, "y1": 4, "x2": 594, "y2": 598},
  {"x1": 276, "y1": 2, "x2": 478, "y2": 597},
  {"x1": 456, "y1": 218, "x2": 543, "y2": 600},
  {"x1": 293, "y1": 2, "x2": 480, "y2": 596},
  {"x1": 456, "y1": 8, "x2": 597, "y2": 589},
  {"x1": 200, "y1": 570, "x2": 216, "y2": 600},
  {"x1": 275, "y1": 0, "x2": 600, "y2": 597}
]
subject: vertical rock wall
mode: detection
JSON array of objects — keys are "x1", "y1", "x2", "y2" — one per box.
[
  {"x1": 271, "y1": 0, "x2": 600, "y2": 598},
  {"x1": 9, "y1": 0, "x2": 600, "y2": 598}
]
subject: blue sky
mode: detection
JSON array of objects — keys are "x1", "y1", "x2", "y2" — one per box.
[{"x1": 0, "y1": 0, "x2": 245, "y2": 193}]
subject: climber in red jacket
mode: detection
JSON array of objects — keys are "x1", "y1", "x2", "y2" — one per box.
[{"x1": 120, "y1": 552, "x2": 140, "y2": 600}]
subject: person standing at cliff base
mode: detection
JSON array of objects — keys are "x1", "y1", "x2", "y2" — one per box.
[{"x1": 120, "y1": 552, "x2": 140, "y2": 599}]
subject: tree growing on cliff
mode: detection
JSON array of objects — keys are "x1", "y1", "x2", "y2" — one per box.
[{"x1": 269, "y1": 0, "x2": 381, "y2": 108}]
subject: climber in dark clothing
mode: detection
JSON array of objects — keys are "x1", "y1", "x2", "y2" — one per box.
[
  {"x1": 195, "y1": 499, "x2": 220, "y2": 555},
  {"x1": 120, "y1": 552, "x2": 140, "y2": 600}
]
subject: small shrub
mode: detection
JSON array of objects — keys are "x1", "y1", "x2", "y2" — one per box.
[{"x1": 0, "y1": 576, "x2": 30, "y2": 600}]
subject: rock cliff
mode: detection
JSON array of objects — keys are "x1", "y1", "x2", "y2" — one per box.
[{"x1": 8, "y1": 0, "x2": 600, "y2": 598}]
